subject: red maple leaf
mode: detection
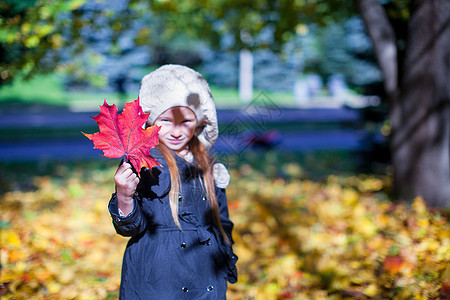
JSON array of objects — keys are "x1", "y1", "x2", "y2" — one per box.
[{"x1": 83, "y1": 98, "x2": 161, "y2": 175}]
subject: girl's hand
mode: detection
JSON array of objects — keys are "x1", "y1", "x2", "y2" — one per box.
[{"x1": 114, "y1": 162, "x2": 139, "y2": 215}]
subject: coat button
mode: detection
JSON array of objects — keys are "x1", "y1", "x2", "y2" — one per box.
[
  {"x1": 182, "y1": 286, "x2": 189, "y2": 292},
  {"x1": 207, "y1": 285, "x2": 214, "y2": 292},
  {"x1": 181, "y1": 242, "x2": 187, "y2": 248},
  {"x1": 178, "y1": 195, "x2": 183, "y2": 201},
  {"x1": 202, "y1": 196, "x2": 206, "y2": 201}
]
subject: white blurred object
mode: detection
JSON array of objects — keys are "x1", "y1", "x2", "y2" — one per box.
[{"x1": 239, "y1": 49, "x2": 253, "y2": 103}]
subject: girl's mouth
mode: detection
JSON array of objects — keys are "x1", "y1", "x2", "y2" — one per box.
[{"x1": 168, "y1": 139, "x2": 182, "y2": 145}]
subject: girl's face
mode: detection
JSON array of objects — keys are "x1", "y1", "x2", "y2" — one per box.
[{"x1": 154, "y1": 106, "x2": 198, "y2": 155}]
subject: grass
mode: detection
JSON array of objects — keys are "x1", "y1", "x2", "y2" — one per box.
[
  {"x1": 0, "y1": 74, "x2": 296, "y2": 110},
  {"x1": 0, "y1": 74, "x2": 67, "y2": 106},
  {"x1": 0, "y1": 73, "x2": 293, "y2": 110},
  {"x1": 0, "y1": 74, "x2": 131, "y2": 109}
]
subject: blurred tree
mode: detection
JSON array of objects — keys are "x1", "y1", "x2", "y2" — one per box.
[
  {"x1": 0, "y1": 0, "x2": 143, "y2": 86},
  {"x1": 1, "y1": 0, "x2": 448, "y2": 207},
  {"x1": 355, "y1": 0, "x2": 449, "y2": 208},
  {"x1": 150, "y1": 0, "x2": 449, "y2": 207},
  {"x1": 0, "y1": 0, "x2": 86, "y2": 85}
]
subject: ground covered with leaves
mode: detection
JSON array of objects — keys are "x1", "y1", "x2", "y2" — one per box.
[{"x1": 1, "y1": 154, "x2": 449, "y2": 299}]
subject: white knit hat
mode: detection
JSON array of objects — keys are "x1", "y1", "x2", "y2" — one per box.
[{"x1": 139, "y1": 64, "x2": 218, "y2": 149}]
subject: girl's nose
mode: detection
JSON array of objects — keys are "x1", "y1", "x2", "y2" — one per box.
[{"x1": 171, "y1": 126, "x2": 182, "y2": 138}]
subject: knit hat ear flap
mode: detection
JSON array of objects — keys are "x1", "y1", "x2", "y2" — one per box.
[{"x1": 138, "y1": 64, "x2": 218, "y2": 149}]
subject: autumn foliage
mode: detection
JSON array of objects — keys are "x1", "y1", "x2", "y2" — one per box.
[
  {"x1": 1, "y1": 159, "x2": 449, "y2": 299},
  {"x1": 83, "y1": 98, "x2": 160, "y2": 174}
]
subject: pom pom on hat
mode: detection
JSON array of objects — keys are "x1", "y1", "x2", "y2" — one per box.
[{"x1": 139, "y1": 64, "x2": 218, "y2": 149}]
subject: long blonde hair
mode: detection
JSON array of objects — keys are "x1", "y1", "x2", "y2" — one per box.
[{"x1": 156, "y1": 136, "x2": 230, "y2": 244}]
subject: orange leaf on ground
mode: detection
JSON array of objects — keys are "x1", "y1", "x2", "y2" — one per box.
[
  {"x1": 383, "y1": 255, "x2": 412, "y2": 275},
  {"x1": 83, "y1": 98, "x2": 161, "y2": 174}
]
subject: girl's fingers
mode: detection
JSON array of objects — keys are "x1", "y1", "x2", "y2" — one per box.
[
  {"x1": 121, "y1": 163, "x2": 139, "y2": 178},
  {"x1": 119, "y1": 162, "x2": 132, "y2": 172},
  {"x1": 117, "y1": 163, "x2": 134, "y2": 176},
  {"x1": 121, "y1": 167, "x2": 139, "y2": 183},
  {"x1": 115, "y1": 163, "x2": 138, "y2": 187},
  {"x1": 115, "y1": 161, "x2": 139, "y2": 198},
  {"x1": 116, "y1": 163, "x2": 128, "y2": 177},
  {"x1": 122, "y1": 168, "x2": 133, "y2": 178}
]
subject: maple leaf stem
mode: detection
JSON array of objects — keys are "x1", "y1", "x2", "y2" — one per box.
[{"x1": 124, "y1": 155, "x2": 132, "y2": 167}]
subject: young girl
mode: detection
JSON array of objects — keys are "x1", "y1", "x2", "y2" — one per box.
[{"x1": 108, "y1": 64, "x2": 238, "y2": 299}]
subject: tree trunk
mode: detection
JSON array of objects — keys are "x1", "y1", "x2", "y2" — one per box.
[
  {"x1": 391, "y1": 0, "x2": 450, "y2": 207},
  {"x1": 354, "y1": 0, "x2": 398, "y2": 99},
  {"x1": 357, "y1": 0, "x2": 450, "y2": 207}
]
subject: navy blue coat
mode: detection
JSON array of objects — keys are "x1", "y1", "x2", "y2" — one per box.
[{"x1": 108, "y1": 148, "x2": 238, "y2": 299}]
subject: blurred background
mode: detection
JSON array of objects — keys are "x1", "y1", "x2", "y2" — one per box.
[{"x1": 0, "y1": 0, "x2": 449, "y2": 299}]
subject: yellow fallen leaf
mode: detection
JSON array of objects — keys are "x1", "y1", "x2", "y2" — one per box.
[
  {"x1": 47, "y1": 281, "x2": 62, "y2": 294},
  {"x1": 1, "y1": 230, "x2": 21, "y2": 247},
  {"x1": 441, "y1": 264, "x2": 450, "y2": 284},
  {"x1": 58, "y1": 268, "x2": 75, "y2": 284},
  {"x1": 412, "y1": 196, "x2": 427, "y2": 215},
  {"x1": 342, "y1": 188, "x2": 359, "y2": 206},
  {"x1": 363, "y1": 283, "x2": 378, "y2": 297}
]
